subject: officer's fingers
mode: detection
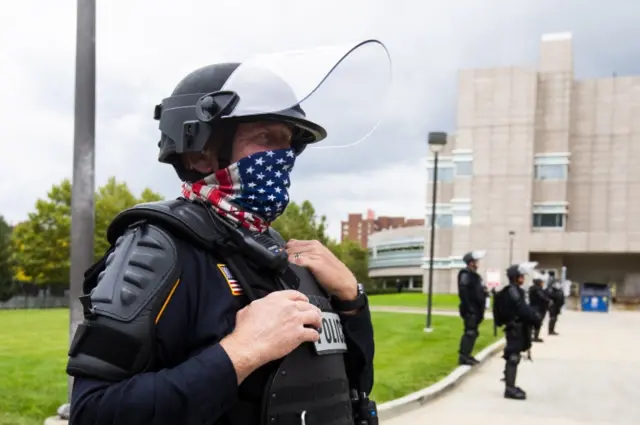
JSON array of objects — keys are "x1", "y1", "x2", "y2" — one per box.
[
  {"x1": 277, "y1": 290, "x2": 309, "y2": 303},
  {"x1": 289, "y1": 254, "x2": 322, "y2": 267},
  {"x1": 285, "y1": 245, "x2": 316, "y2": 255},
  {"x1": 294, "y1": 300, "x2": 321, "y2": 313},
  {"x1": 299, "y1": 327, "x2": 321, "y2": 343},
  {"x1": 297, "y1": 309, "x2": 322, "y2": 329},
  {"x1": 285, "y1": 239, "x2": 313, "y2": 249}
]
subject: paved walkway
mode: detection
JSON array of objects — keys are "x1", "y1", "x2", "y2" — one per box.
[{"x1": 383, "y1": 310, "x2": 640, "y2": 425}]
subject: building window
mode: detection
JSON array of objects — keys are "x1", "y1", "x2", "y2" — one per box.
[
  {"x1": 532, "y1": 202, "x2": 568, "y2": 229},
  {"x1": 426, "y1": 204, "x2": 453, "y2": 228},
  {"x1": 421, "y1": 256, "x2": 467, "y2": 270},
  {"x1": 533, "y1": 213, "x2": 564, "y2": 228},
  {"x1": 451, "y1": 198, "x2": 471, "y2": 226},
  {"x1": 427, "y1": 165, "x2": 454, "y2": 182},
  {"x1": 534, "y1": 153, "x2": 570, "y2": 181},
  {"x1": 453, "y1": 150, "x2": 473, "y2": 177},
  {"x1": 427, "y1": 156, "x2": 454, "y2": 182}
]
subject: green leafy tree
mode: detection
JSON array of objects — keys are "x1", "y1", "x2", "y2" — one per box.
[
  {"x1": 0, "y1": 215, "x2": 16, "y2": 301},
  {"x1": 330, "y1": 238, "x2": 369, "y2": 284},
  {"x1": 11, "y1": 178, "x2": 164, "y2": 285},
  {"x1": 93, "y1": 177, "x2": 164, "y2": 257},
  {"x1": 11, "y1": 181, "x2": 72, "y2": 284},
  {"x1": 272, "y1": 200, "x2": 331, "y2": 245}
]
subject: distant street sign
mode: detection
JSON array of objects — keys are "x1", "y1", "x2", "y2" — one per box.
[{"x1": 486, "y1": 269, "x2": 501, "y2": 289}]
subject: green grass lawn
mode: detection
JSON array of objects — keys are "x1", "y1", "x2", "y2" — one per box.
[
  {"x1": 369, "y1": 312, "x2": 497, "y2": 403},
  {"x1": 0, "y1": 309, "x2": 69, "y2": 425},
  {"x1": 0, "y1": 308, "x2": 498, "y2": 425},
  {"x1": 368, "y1": 292, "x2": 460, "y2": 310}
]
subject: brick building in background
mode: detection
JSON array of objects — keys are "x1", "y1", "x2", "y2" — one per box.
[{"x1": 340, "y1": 209, "x2": 424, "y2": 248}]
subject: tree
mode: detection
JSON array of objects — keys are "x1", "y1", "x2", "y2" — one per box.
[
  {"x1": 93, "y1": 178, "x2": 164, "y2": 257},
  {"x1": 0, "y1": 215, "x2": 16, "y2": 301},
  {"x1": 11, "y1": 177, "x2": 164, "y2": 285},
  {"x1": 330, "y1": 238, "x2": 369, "y2": 284},
  {"x1": 11, "y1": 181, "x2": 73, "y2": 285},
  {"x1": 272, "y1": 200, "x2": 331, "y2": 245}
]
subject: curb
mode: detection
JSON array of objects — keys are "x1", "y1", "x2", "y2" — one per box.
[
  {"x1": 377, "y1": 337, "x2": 506, "y2": 421},
  {"x1": 43, "y1": 417, "x2": 67, "y2": 425}
]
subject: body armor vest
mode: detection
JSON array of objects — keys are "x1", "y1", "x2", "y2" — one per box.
[{"x1": 67, "y1": 199, "x2": 354, "y2": 425}]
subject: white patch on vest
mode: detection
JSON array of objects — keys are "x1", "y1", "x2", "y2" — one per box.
[
  {"x1": 313, "y1": 311, "x2": 348, "y2": 355},
  {"x1": 217, "y1": 264, "x2": 243, "y2": 296}
]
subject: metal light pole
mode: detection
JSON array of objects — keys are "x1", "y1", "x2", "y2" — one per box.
[
  {"x1": 58, "y1": 0, "x2": 96, "y2": 418},
  {"x1": 425, "y1": 132, "x2": 447, "y2": 333},
  {"x1": 508, "y1": 230, "x2": 515, "y2": 264}
]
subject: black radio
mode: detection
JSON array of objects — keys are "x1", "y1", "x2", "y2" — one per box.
[{"x1": 351, "y1": 391, "x2": 378, "y2": 425}]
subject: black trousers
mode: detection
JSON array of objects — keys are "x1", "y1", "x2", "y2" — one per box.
[
  {"x1": 503, "y1": 324, "x2": 524, "y2": 388},
  {"x1": 459, "y1": 314, "x2": 480, "y2": 357},
  {"x1": 548, "y1": 307, "x2": 560, "y2": 333},
  {"x1": 532, "y1": 308, "x2": 547, "y2": 339}
]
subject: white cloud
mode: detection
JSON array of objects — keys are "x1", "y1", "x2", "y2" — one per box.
[
  {"x1": 1, "y1": 0, "x2": 639, "y2": 241},
  {"x1": 289, "y1": 157, "x2": 427, "y2": 238}
]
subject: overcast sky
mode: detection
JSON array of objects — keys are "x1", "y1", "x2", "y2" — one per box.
[{"x1": 1, "y1": 0, "x2": 639, "y2": 239}]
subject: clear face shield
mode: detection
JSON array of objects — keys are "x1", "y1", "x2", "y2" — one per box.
[{"x1": 160, "y1": 39, "x2": 392, "y2": 173}]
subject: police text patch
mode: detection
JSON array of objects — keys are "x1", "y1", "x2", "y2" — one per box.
[{"x1": 217, "y1": 264, "x2": 243, "y2": 296}]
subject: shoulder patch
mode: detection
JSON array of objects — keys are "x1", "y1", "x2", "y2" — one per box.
[{"x1": 217, "y1": 264, "x2": 243, "y2": 296}]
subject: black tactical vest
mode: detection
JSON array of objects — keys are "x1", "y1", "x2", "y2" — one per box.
[
  {"x1": 69, "y1": 199, "x2": 354, "y2": 425},
  {"x1": 255, "y1": 263, "x2": 353, "y2": 425}
]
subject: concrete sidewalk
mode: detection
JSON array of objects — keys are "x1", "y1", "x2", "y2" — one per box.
[{"x1": 382, "y1": 310, "x2": 640, "y2": 425}]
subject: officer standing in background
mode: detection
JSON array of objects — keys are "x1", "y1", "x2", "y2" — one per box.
[
  {"x1": 528, "y1": 277, "x2": 552, "y2": 342},
  {"x1": 493, "y1": 263, "x2": 542, "y2": 400},
  {"x1": 65, "y1": 40, "x2": 390, "y2": 425},
  {"x1": 546, "y1": 271, "x2": 565, "y2": 335},
  {"x1": 457, "y1": 250, "x2": 487, "y2": 366}
]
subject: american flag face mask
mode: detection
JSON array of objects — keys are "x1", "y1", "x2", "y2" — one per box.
[{"x1": 181, "y1": 147, "x2": 296, "y2": 232}]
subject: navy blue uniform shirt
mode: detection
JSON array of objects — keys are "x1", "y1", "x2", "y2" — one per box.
[{"x1": 69, "y1": 242, "x2": 375, "y2": 425}]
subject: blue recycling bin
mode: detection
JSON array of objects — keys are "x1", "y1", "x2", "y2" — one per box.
[{"x1": 580, "y1": 282, "x2": 611, "y2": 313}]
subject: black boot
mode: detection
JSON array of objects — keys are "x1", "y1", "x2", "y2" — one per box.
[
  {"x1": 533, "y1": 326, "x2": 544, "y2": 342},
  {"x1": 504, "y1": 361, "x2": 526, "y2": 400},
  {"x1": 548, "y1": 318, "x2": 559, "y2": 336},
  {"x1": 459, "y1": 354, "x2": 480, "y2": 366},
  {"x1": 505, "y1": 386, "x2": 527, "y2": 400},
  {"x1": 458, "y1": 332, "x2": 479, "y2": 365}
]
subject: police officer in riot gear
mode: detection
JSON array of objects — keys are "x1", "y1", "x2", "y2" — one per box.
[
  {"x1": 457, "y1": 250, "x2": 486, "y2": 366},
  {"x1": 493, "y1": 263, "x2": 541, "y2": 400},
  {"x1": 65, "y1": 41, "x2": 389, "y2": 425},
  {"x1": 528, "y1": 276, "x2": 552, "y2": 342},
  {"x1": 546, "y1": 271, "x2": 565, "y2": 335}
]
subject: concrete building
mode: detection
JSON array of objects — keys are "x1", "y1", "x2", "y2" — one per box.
[
  {"x1": 341, "y1": 209, "x2": 424, "y2": 248},
  {"x1": 424, "y1": 32, "x2": 640, "y2": 299},
  {"x1": 367, "y1": 226, "x2": 424, "y2": 290}
]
